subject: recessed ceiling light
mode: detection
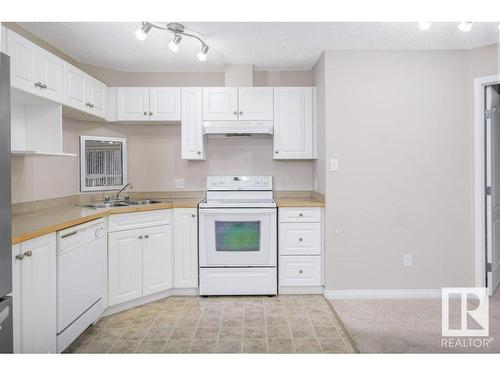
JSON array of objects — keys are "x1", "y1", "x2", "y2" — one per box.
[
  {"x1": 458, "y1": 22, "x2": 473, "y2": 32},
  {"x1": 418, "y1": 22, "x2": 432, "y2": 31},
  {"x1": 135, "y1": 22, "x2": 152, "y2": 41}
]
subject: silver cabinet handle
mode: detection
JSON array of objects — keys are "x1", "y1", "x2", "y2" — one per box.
[
  {"x1": 24, "y1": 250, "x2": 33, "y2": 257},
  {"x1": 197, "y1": 151, "x2": 201, "y2": 155},
  {"x1": 89, "y1": 103, "x2": 94, "y2": 108},
  {"x1": 299, "y1": 269, "x2": 303, "y2": 274},
  {"x1": 275, "y1": 150, "x2": 279, "y2": 154},
  {"x1": 143, "y1": 112, "x2": 147, "y2": 116},
  {"x1": 149, "y1": 112, "x2": 153, "y2": 116},
  {"x1": 191, "y1": 214, "x2": 196, "y2": 218},
  {"x1": 138, "y1": 235, "x2": 143, "y2": 239},
  {"x1": 298, "y1": 213, "x2": 303, "y2": 217},
  {"x1": 34, "y1": 82, "x2": 43, "y2": 88},
  {"x1": 144, "y1": 234, "x2": 149, "y2": 239},
  {"x1": 86, "y1": 102, "x2": 91, "y2": 107},
  {"x1": 42, "y1": 83, "x2": 47, "y2": 89},
  {"x1": 15, "y1": 253, "x2": 24, "y2": 261},
  {"x1": 298, "y1": 238, "x2": 303, "y2": 242},
  {"x1": 239, "y1": 111, "x2": 243, "y2": 115},
  {"x1": 233, "y1": 111, "x2": 238, "y2": 116}
]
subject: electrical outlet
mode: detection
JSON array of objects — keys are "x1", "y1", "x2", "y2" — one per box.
[
  {"x1": 174, "y1": 178, "x2": 185, "y2": 189},
  {"x1": 403, "y1": 254, "x2": 412, "y2": 268}
]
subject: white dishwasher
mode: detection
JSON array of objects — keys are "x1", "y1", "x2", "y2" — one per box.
[{"x1": 56, "y1": 218, "x2": 106, "y2": 353}]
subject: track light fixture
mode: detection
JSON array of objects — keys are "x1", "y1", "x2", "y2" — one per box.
[{"x1": 135, "y1": 22, "x2": 210, "y2": 61}]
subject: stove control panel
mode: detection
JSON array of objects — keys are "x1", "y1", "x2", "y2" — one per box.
[{"x1": 207, "y1": 176, "x2": 273, "y2": 190}]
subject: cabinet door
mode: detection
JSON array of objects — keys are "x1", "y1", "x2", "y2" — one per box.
[
  {"x1": 6, "y1": 29, "x2": 37, "y2": 95},
  {"x1": 142, "y1": 225, "x2": 173, "y2": 296},
  {"x1": 19, "y1": 234, "x2": 57, "y2": 353},
  {"x1": 64, "y1": 64, "x2": 87, "y2": 111},
  {"x1": 173, "y1": 209, "x2": 199, "y2": 288},
  {"x1": 108, "y1": 229, "x2": 143, "y2": 306},
  {"x1": 117, "y1": 87, "x2": 149, "y2": 121},
  {"x1": 273, "y1": 87, "x2": 313, "y2": 159},
  {"x1": 86, "y1": 76, "x2": 107, "y2": 118},
  {"x1": 279, "y1": 223, "x2": 321, "y2": 255},
  {"x1": 35, "y1": 48, "x2": 65, "y2": 103},
  {"x1": 202, "y1": 87, "x2": 238, "y2": 121},
  {"x1": 181, "y1": 87, "x2": 205, "y2": 160},
  {"x1": 149, "y1": 87, "x2": 181, "y2": 121},
  {"x1": 238, "y1": 87, "x2": 273, "y2": 120}
]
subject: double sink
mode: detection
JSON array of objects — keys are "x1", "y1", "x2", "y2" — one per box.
[{"x1": 80, "y1": 199, "x2": 162, "y2": 209}]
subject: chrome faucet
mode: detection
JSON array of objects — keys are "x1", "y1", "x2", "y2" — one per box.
[{"x1": 115, "y1": 183, "x2": 133, "y2": 202}]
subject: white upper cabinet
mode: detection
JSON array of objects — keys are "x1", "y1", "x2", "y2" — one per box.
[
  {"x1": 238, "y1": 87, "x2": 273, "y2": 120},
  {"x1": 173, "y1": 208, "x2": 199, "y2": 288},
  {"x1": 7, "y1": 29, "x2": 37, "y2": 95},
  {"x1": 35, "y1": 49, "x2": 65, "y2": 103},
  {"x1": 64, "y1": 64, "x2": 87, "y2": 111},
  {"x1": 273, "y1": 87, "x2": 314, "y2": 159},
  {"x1": 86, "y1": 76, "x2": 107, "y2": 118},
  {"x1": 203, "y1": 87, "x2": 238, "y2": 120},
  {"x1": 117, "y1": 87, "x2": 150, "y2": 121},
  {"x1": 182, "y1": 87, "x2": 205, "y2": 160},
  {"x1": 149, "y1": 87, "x2": 181, "y2": 121},
  {"x1": 117, "y1": 87, "x2": 181, "y2": 122}
]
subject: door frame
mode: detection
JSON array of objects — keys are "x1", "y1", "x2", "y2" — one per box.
[{"x1": 474, "y1": 74, "x2": 500, "y2": 288}]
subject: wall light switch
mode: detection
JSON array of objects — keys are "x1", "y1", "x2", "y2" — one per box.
[
  {"x1": 329, "y1": 159, "x2": 339, "y2": 172},
  {"x1": 174, "y1": 178, "x2": 185, "y2": 189},
  {"x1": 403, "y1": 254, "x2": 412, "y2": 268}
]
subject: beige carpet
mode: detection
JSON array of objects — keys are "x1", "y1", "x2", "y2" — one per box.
[{"x1": 330, "y1": 289, "x2": 500, "y2": 353}]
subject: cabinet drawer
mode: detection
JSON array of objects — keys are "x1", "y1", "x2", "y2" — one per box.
[
  {"x1": 279, "y1": 223, "x2": 321, "y2": 255},
  {"x1": 108, "y1": 209, "x2": 172, "y2": 232},
  {"x1": 279, "y1": 207, "x2": 321, "y2": 223},
  {"x1": 279, "y1": 256, "x2": 321, "y2": 286}
]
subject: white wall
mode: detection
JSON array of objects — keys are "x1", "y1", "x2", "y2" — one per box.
[
  {"x1": 12, "y1": 117, "x2": 314, "y2": 203},
  {"x1": 312, "y1": 53, "x2": 326, "y2": 196},
  {"x1": 322, "y1": 49, "x2": 478, "y2": 290}
]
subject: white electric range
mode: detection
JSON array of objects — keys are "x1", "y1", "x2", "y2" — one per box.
[{"x1": 198, "y1": 176, "x2": 277, "y2": 296}]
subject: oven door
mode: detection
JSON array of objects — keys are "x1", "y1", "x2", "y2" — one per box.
[{"x1": 199, "y1": 208, "x2": 277, "y2": 267}]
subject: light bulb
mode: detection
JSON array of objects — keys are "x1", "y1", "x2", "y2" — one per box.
[
  {"x1": 168, "y1": 34, "x2": 182, "y2": 52},
  {"x1": 135, "y1": 22, "x2": 152, "y2": 41},
  {"x1": 458, "y1": 22, "x2": 473, "y2": 32},
  {"x1": 418, "y1": 22, "x2": 432, "y2": 31},
  {"x1": 197, "y1": 44, "x2": 209, "y2": 61}
]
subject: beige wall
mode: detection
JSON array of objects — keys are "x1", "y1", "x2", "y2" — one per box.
[
  {"x1": 312, "y1": 53, "x2": 326, "y2": 196},
  {"x1": 320, "y1": 49, "x2": 494, "y2": 290},
  {"x1": 12, "y1": 117, "x2": 314, "y2": 203}
]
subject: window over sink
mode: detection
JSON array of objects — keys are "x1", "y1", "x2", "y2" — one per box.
[{"x1": 79, "y1": 136, "x2": 127, "y2": 192}]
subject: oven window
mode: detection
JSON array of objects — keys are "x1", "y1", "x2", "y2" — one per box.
[{"x1": 215, "y1": 221, "x2": 260, "y2": 252}]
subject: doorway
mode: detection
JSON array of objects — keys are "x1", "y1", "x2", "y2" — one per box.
[{"x1": 474, "y1": 75, "x2": 500, "y2": 296}]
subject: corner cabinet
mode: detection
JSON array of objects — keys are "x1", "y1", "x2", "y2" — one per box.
[
  {"x1": 12, "y1": 233, "x2": 57, "y2": 353},
  {"x1": 273, "y1": 87, "x2": 317, "y2": 160},
  {"x1": 181, "y1": 87, "x2": 205, "y2": 160},
  {"x1": 173, "y1": 208, "x2": 199, "y2": 288}
]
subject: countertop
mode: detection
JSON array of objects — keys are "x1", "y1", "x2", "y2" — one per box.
[
  {"x1": 11, "y1": 198, "x2": 201, "y2": 245},
  {"x1": 274, "y1": 197, "x2": 325, "y2": 208}
]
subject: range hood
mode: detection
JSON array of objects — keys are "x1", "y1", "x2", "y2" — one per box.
[{"x1": 203, "y1": 121, "x2": 273, "y2": 136}]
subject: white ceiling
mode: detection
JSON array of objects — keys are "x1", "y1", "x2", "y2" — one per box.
[{"x1": 19, "y1": 22, "x2": 500, "y2": 72}]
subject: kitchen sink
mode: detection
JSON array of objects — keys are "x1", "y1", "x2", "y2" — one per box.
[{"x1": 79, "y1": 199, "x2": 162, "y2": 209}]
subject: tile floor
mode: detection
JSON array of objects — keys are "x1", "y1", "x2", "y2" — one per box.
[{"x1": 64, "y1": 295, "x2": 356, "y2": 354}]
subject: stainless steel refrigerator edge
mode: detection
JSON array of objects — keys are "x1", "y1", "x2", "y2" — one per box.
[{"x1": 0, "y1": 52, "x2": 13, "y2": 353}]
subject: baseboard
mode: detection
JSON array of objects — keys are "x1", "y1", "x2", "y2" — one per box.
[
  {"x1": 323, "y1": 289, "x2": 443, "y2": 300},
  {"x1": 100, "y1": 288, "x2": 199, "y2": 317},
  {"x1": 279, "y1": 286, "x2": 323, "y2": 294}
]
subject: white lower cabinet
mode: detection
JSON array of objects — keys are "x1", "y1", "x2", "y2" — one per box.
[
  {"x1": 12, "y1": 233, "x2": 57, "y2": 353},
  {"x1": 278, "y1": 207, "x2": 323, "y2": 292},
  {"x1": 142, "y1": 225, "x2": 173, "y2": 296},
  {"x1": 173, "y1": 208, "x2": 198, "y2": 288},
  {"x1": 107, "y1": 210, "x2": 173, "y2": 306}
]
